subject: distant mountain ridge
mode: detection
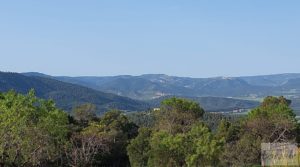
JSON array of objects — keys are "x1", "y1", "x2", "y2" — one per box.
[
  {"x1": 23, "y1": 72, "x2": 300, "y2": 100},
  {"x1": 240, "y1": 73, "x2": 300, "y2": 87}
]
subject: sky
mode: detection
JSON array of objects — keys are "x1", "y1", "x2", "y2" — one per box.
[{"x1": 0, "y1": 0, "x2": 299, "y2": 78}]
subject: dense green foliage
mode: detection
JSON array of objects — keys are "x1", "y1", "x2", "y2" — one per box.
[
  {"x1": 155, "y1": 97, "x2": 204, "y2": 134},
  {"x1": 127, "y1": 98, "x2": 223, "y2": 167},
  {"x1": 72, "y1": 103, "x2": 98, "y2": 126},
  {"x1": 219, "y1": 96, "x2": 299, "y2": 166},
  {"x1": 68, "y1": 110, "x2": 138, "y2": 166},
  {"x1": 0, "y1": 91, "x2": 299, "y2": 166},
  {"x1": 0, "y1": 90, "x2": 69, "y2": 166},
  {"x1": 127, "y1": 128, "x2": 152, "y2": 167},
  {"x1": 126, "y1": 110, "x2": 155, "y2": 128},
  {"x1": 127, "y1": 97, "x2": 300, "y2": 167}
]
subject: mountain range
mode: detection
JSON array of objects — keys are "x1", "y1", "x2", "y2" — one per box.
[
  {"x1": 2, "y1": 71, "x2": 300, "y2": 114},
  {"x1": 24, "y1": 72, "x2": 300, "y2": 100}
]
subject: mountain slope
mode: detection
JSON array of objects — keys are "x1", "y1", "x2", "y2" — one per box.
[
  {"x1": 0, "y1": 72, "x2": 148, "y2": 113},
  {"x1": 47, "y1": 75, "x2": 269, "y2": 100},
  {"x1": 52, "y1": 75, "x2": 196, "y2": 100}
]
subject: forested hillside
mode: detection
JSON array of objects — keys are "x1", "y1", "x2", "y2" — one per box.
[{"x1": 0, "y1": 72, "x2": 148, "y2": 113}]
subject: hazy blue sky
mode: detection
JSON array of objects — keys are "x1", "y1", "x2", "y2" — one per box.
[{"x1": 0, "y1": 0, "x2": 299, "y2": 77}]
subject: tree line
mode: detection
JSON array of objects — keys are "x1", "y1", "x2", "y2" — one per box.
[{"x1": 0, "y1": 90, "x2": 299, "y2": 166}]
